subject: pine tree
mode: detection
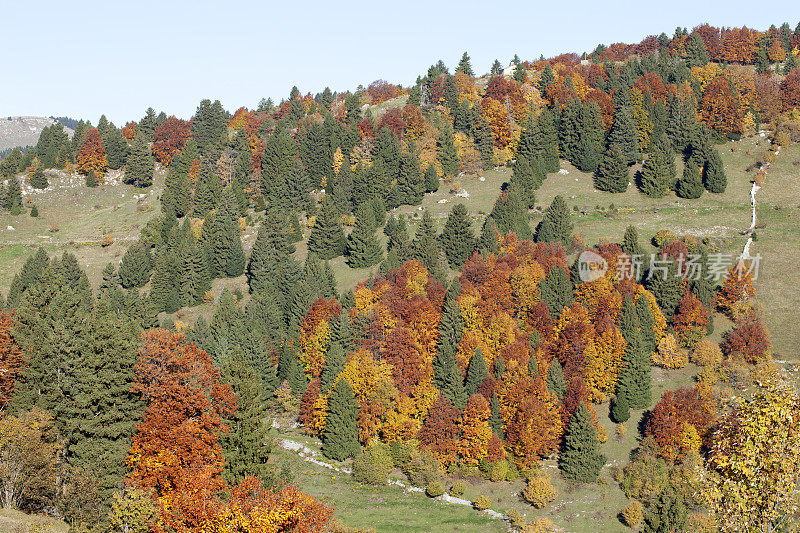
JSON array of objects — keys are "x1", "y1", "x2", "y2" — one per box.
[
  {"x1": 412, "y1": 210, "x2": 443, "y2": 278},
  {"x1": 638, "y1": 145, "x2": 671, "y2": 198},
  {"x1": 676, "y1": 160, "x2": 703, "y2": 199},
  {"x1": 125, "y1": 131, "x2": 154, "y2": 188},
  {"x1": 118, "y1": 244, "x2": 152, "y2": 289},
  {"x1": 424, "y1": 165, "x2": 439, "y2": 193},
  {"x1": 456, "y1": 52, "x2": 474, "y2": 77},
  {"x1": 609, "y1": 393, "x2": 630, "y2": 423},
  {"x1": 608, "y1": 106, "x2": 638, "y2": 165},
  {"x1": 104, "y1": 126, "x2": 129, "y2": 170},
  {"x1": 594, "y1": 145, "x2": 629, "y2": 192},
  {"x1": 320, "y1": 341, "x2": 346, "y2": 394},
  {"x1": 441, "y1": 203, "x2": 476, "y2": 269},
  {"x1": 438, "y1": 126, "x2": 459, "y2": 177},
  {"x1": 616, "y1": 295, "x2": 651, "y2": 409},
  {"x1": 536, "y1": 195, "x2": 573, "y2": 246},
  {"x1": 4, "y1": 178, "x2": 22, "y2": 215},
  {"x1": 308, "y1": 197, "x2": 346, "y2": 260},
  {"x1": 321, "y1": 378, "x2": 360, "y2": 461},
  {"x1": 396, "y1": 151, "x2": 425, "y2": 206},
  {"x1": 490, "y1": 59, "x2": 503, "y2": 76},
  {"x1": 559, "y1": 404, "x2": 605, "y2": 482},
  {"x1": 346, "y1": 206, "x2": 383, "y2": 268},
  {"x1": 30, "y1": 167, "x2": 48, "y2": 189},
  {"x1": 685, "y1": 33, "x2": 710, "y2": 68},
  {"x1": 201, "y1": 189, "x2": 245, "y2": 278},
  {"x1": 540, "y1": 267, "x2": 574, "y2": 318},
  {"x1": 703, "y1": 148, "x2": 727, "y2": 193},
  {"x1": 546, "y1": 359, "x2": 566, "y2": 400},
  {"x1": 465, "y1": 348, "x2": 489, "y2": 398}
]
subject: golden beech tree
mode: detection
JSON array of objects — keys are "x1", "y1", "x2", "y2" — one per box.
[
  {"x1": 503, "y1": 377, "x2": 563, "y2": 470},
  {"x1": 457, "y1": 394, "x2": 492, "y2": 465},
  {"x1": 716, "y1": 261, "x2": 756, "y2": 319},
  {"x1": 703, "y1": 380, "x2": 800, "y2": 533},
  {"x1": 77, "y1": 127, "x2": 108, "y2": 177},
  {"x1": 298, "y1": 298, "x2": 342, "y2": 379},
  {"x1": 700, "y1": 75, "x2": 743, "y2": 135},
  {"x1": 646, "y1": 384, "x2": 717, "y2": 462}
]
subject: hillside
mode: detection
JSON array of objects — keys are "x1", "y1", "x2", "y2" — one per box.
[{"x1": 0, "y1": 116, "x2": 73, "y2": 151}]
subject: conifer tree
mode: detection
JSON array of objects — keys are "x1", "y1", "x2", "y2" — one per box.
[
  {"x1": 118, "y1": 244, "x2": 153, "y2": 289},
  {"x1": 247, "y1": 210, "x2": 294, "y2": 294},
  {"x1": 30, "y1": 167, "x2": 48, "y2": 189},
  {"x1": 616, "y1": 295, "x2": 651, "y2": 410},
  {"x1": 412, "y1": 210, "x2": 443, "y2": 278},
  {"x1": 685, "y1": 32, "x2": 710, "y2": 67},
  {"x1": 424, "y1": 164, "x2": 439, "y2": 193},
  {"x1": 703, "y1": 148, "x2": 727, "y2": 193},
  {"x1": 308, "y1": 197, "x2": 346, "y2": 260},
  {"x1": 321, "y1": 378, "x2": 360, "y2": 461},
  {"x1": 201, "y1": 189, "x2": 245, "y2": 278},
  {"x1": 538, "y1": 64, "x2": 555, "y2": 96},
  {"x1": 433, "y1": 283, "x2": 468, "y2": 409},
  {"x1": 104, "y1": 126, "x2": 129, "y2": 170},
  {"x1": 676, "y1": 160, "x2": 703, "y2": 199},
  {"x1": 179, "y1": 230, "x2": 211, "y2": 306},
  {"x1": 490, "y1": 59, "x2": 503, "y2": 76},
  {"x1": 559, "y1": 404, "x2": 605, "y2": 482},
  {"x1": 465, "y1": 348, "x2": 489, "y2": 398},
  {"x1": 535, "y1": 109, "x2": 560, "y2": 173},
  {"x1": 346, "y1": 206, "x2": 383, "y2": 268},
  {"x1": 575, "y1": 102, "x2": 604, "y2": 172},
  {"x1": 125, "y1": 131, "x2": 154, "y2": 188},
  {"x1": 546, "y1": 358, "x2": 566, "y2": 400},
  {"x1": 638, "y1": 144, "x2": 671, "y2": 198},
  {"x1": 456, "y1": 52, "x2": 474, "y2": 77},
  {"x1": 608, "y1": 106, "x2": 639, "y2": 165},
  {"x1": 441, "y1": 203, "x2": 476, "y2": 268},
  {"x1": 609, "y1": 393, "x2": 630, "y2": 423},
  {"x1": 594, "y1": 145, "x2": 629, "y2": 192},
  {"x1": 536, "y1": 195, "x2": 573, "y2": 246},
  {"x1": 540, "y1": 267, "x2": 574, "y2": 318},
  {"x1": 320, "y1": 342, "x2": 346, "y2": 394},
  {"x1": 4, "y1": 178, "x2": 22, "y2": 215},
  {"x1": 149, "y1": 246, "x2": 180, "y2": 313},
  {"x1": 437, "y1": 126, "x2": 459, "y2": 177},
  {"x1": 396, "y1": 151, "x2": 425, "y2": 206},
  {"x1": 636, "y1": 294, "x2": 657, "y2": 356}
]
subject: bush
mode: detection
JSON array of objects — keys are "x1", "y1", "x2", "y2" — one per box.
[
  {"x1": 401, "y1": 448, "x2": 440, "y2": 487},
  {"x1": 506, "y1": 508, "x2": 526, "y2": 529},
  {"x1": 774, "y1": 131, "x2": 790, "y2": 147},
  {"x1": 449, "y1": 480, "x2": 466, "y2": 497},
  {"x1": 389, "y1": 439, "x2": 416, "y2": 469},
  {"x1": 426, "y1": 481, "x2": 445, "y2": 498},
  {"x1": 30, "y1": 205, "x2": 38, "y2": 217},
  {"x1": 473, "y1": 494, "x2": 492, "y2": 511},
  {"x1": 652, "y1": 229, "x2": 678, "y2": 247},
  {"x1": 652, "y1": 334, "x2": 688, "y2": 369},
  {"x1": 621, "y1": 500, "x2": 643, "y2": 527},
  {"x1": 488, "y1": 459, "x2": 509, "y2": 482},
  {"x1": 616, "y1": 424, "x2": 627, "y2": 440},
  {"x1": 522, "y1": 475, "x2": 558, "y2": 509},
  {"x1": 521, "y1": 518, "x2": 559, "y2": 533},
  {"x1": 691, "y1": 340, "x2": 723, "y2": 367},
  {"x1": 352, "y1": 442, "x2": 393, "y2": 486}
]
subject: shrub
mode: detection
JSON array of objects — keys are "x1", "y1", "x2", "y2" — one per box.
[
  {"x1": 506, "y1": 509, "x2": 526, "y2": 529},
  {"x1": 652, "y1": 229, "x2": 677, "y2": 247},
  {"x1": 30, "y1": 205, "x2": 38, "y2": 217},
  {"x1": 426, "y1": 481, "x2": 445, "y2": 498},
  {"x1": 449, "y1": 480, "x2": 466, "y2": 497},
  {"x1": 621, "y1": 500, "x2": 643, "y2": 527},
  {"x1": 352, "y1": 442, "x2": 393, "y2": 486},
  {"x1": 691, "y1": 340, "x2": 723, "y2": 367},
  {"x1": 389, "y1": 439, "x2": 416, "y2": 469},
  {"x1": 522, "y1": 475, "x2": 558, "y2": 509},
  {"x1": 652, "y1": 334, "x2": 688, "y2": 369},
  {"x1": 616, "y1": 424, "x2": 627, "y2": 440},
  {"x1": 101, "y1": 234, "x2": 114, "y2": 247},
  {"x1": 473, "y1": 494, "x2": 492, "y2": 511},
  {"x1": 521, "y1": 518, "x2": 559, "y2": 533},
  {"x1": 401, "y1": 448, "x2": 440, "y2": 487},
  {"x1": 774, "y1": 131, "x2": 790, "y2": 147},
  {"x1": 488, "y1": 459, "x2": 509, "y2": 482}
]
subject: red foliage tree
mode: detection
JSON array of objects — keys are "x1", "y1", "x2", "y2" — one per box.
[
  {"x1": 645, "y1": 385, "x2": 717, "y2": 461},
  {"x1": 152, "y1": 116, "x2": 192, "y2": 166},
  {"x1": 367, "y1": 80, "x2": 402, "y2": 104},
  {"x1": 504, "y1": 377, "x2": 563, "y2": 469},
  {"x1": 700, "y1": 75, "x2": 742, "y2": 135},
  {"x1": 418, "y1": 395, "x2": 460, "y2": 465},
  {"x1": 780, "y1": 67, "x2": 800, "y2": 113},
  {"x1": 721, "y1": 313, "x2": 770, "y2": 364},
  {"x1": 77, "y1": 127, "x2": 108, "y2": 177},
  {"x1": 375, "y1": 108, "x2": 405, "y2": 139},
  {"x1": 298, "y1": 378, "x2": 322, "y2": 434},
  {"x1": 0, "y1": 310, "x2": 24, "y2": 411},
  {"x1": 121, "y1": 122, "x2": 137, "y2": 141}
]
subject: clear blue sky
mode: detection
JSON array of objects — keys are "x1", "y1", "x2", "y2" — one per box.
[{"x1": 1, "y1": 1, "x2": 797, "y2": 125}]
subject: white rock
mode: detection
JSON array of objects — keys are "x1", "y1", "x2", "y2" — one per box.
[
  {"x1": 575, "y1": 178, "x2": 579, "y2": 181},
  {"x1": 558, "y1": 169, "x2": 569, "y2": 175},
  {"x1": 7, "y1": 226, "x2": 14, "y2": 231},
  {"x1": 437, "y1": 199, "x2": 448, "y2": 204},
  {"x1": 479, "y1": 176, "x2": 485, "y2": 182}
]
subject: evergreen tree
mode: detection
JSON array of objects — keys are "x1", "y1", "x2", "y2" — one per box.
[
  {"x1": 594, "y1": 145, "x2": 629, "y2": 192},
  {"x1": 608, "y1": 106, "x2": 638, "y2": 165},
  {"x1": 191, "y1": 99, "x2": 228, "y2": 154},
  {"x1": 4, "y1": 178, "x2": 22, "y2": 215},
  {"x1": 609, "y1": 393, "x2": 630, "y2": 423},
  {"x1": 559, "y1": 404, "x2": 606, "y2": 482},
  {"x1": 6, "y1": 249, "x2": 50, "y2": 306},
  {"x1": 346, "y1": 206, "x2": 383, "y2": 268},
  {"x1": 490, "y1": 59, "x2": 503, "y2": 76},
  {"x1": 535, "y1": 195, "x2": 573, "y2": 246},
  {"x1": 104, "y1": 126, "x2": 129, "y2": 170},
  {"x1": 637, "y1": 144, "x2": 671, "y2": 198},
  {"x1": 321, "y1": 379, "x2": 360, "y2": 461},
  {"x1": 465, "y1": 348, "x2": 489, "y2": 398},
  {"x1": 149, "y1": 246, "x2": 180, "y2": 314},
  {"x1": 440, "y1": 203, "x2": 476, "y2": 268},
  {"x1": 685, "y1": 33, "x2": 710, "y2": 68},
  {"x1": 307, "y1": 197, "x2": 346, "y2": 260},
  {"x1": 621, "y1": 226, "x2": 645, "y2": 278},
  {"x1": 424, "y1": 165, "x2": 439, "y2": 193},
  {"x1": 540, "y1": 267, "x2": 574, "y2": 317},
  {"x1": 118, "y1": 244, "x2": 152, "y2": 289},
  {"x1": 534, "y1": 109, "x2": 560, "y2": 174},
  {"x1": 201, "y1": 189, "x2": 246, "y2": 278},
  {"x1": 636, "y1": 294, "x2": 657, "y2": 356},
  {"x1": 643, "y1": 486, "x2": 688, "y2": 533},
  {"x1": 676, "y1": 160, "x2": 703, "y2": 199},
  {"x1": 538, "y1": 64, "x2": 555, "y2": 96},
  {"x1": 125, "y1": 131, "x2": 154, "y2": 188},
  {"x1": 412, "y1": 210, "x2": 443, "y2": 278},
  {"x1": 320, "y1": 341, "x2": 346, "y2": 394},
  {"x1": 703, "y1": 148, "x2": 727, "y2": 193},
  {"x1": 456, "y1": 52, "x2": 474, "y2": 77},
  {"x1": 219, "y1": 347, "x2": 272, "y2": 484},
  {"x1": 247, "y1": 211, "x2": 293, "y2": 294},
  {"x1": 546, "y1": 358, "x2": 566, "y2": 400},
  {"x1": 433, "y1": 282, "x2": 468, "y2": 409},
  {"x1": 396, "y1": 151, "x2": 425, "y2": 206},
  {"x1": 616, "y1": 295, "x2": 651, "y2": 409},
  {"x1": 575, "y1": 102, "x2": 604, "y2": 172},
  {"x1": 437, "y1": 126, "x2": 459, "y2": 177},
  {"x1": 30, "y1": 167, "x2": 48, "y2": 189}
]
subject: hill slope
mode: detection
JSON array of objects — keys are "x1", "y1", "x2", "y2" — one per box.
[{"x1": 0, "y1": 116, "x2": 74, "y2": 151}]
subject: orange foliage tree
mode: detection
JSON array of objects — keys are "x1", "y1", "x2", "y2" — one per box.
[
  {"x1": 457, "y1": 393, "x2": 492, "y2": 465},
  {"x1": 121, "y1": 122, "x2": 137, "y2": 141},
  {"x1": 721, "y1": 313, "x2": 770, "y2": 364},
  {"x1": 0, "y1": 310, "x2": 24, "y2": 411},
  {"x1": 700, "y1": 76, "x2": 742, "y2": 135},
  {"x1": 77, "y1": 127, "x2": 108, "y2": 177},
  {"x1": 780, "y1": 67, "x2": 800, "y2": 112},
  {"x1": 152, "y1": 116, "x2": 192, "y2": 166},
  {"x1": 418, "y1": 395, "x2": 460, "y2": 465},
  {"x1": 645, "y1": 385, "x2": 717, "y2": 461},
  {"x1": 716, "y1": 261, "x2": 756, "y2": 319},
  {"x1": 298, "y1": 298, "x2": 342, "y2": 379}
]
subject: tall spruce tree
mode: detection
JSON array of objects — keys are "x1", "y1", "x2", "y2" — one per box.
[
  {"x1": 703, "y1": 148, "x2": 727, "y2": 193},
  {"x1": 440, "y1": 203, "x2": 476, "y2": 269},
  {"x1": 308, "y1": 197, "x2": 346, "y2": 260},
  {"x1": 456, "y1": 52, "x2": 474, "y2": 77},
  {"x1": 125, "y1": 131, "x2": 154, "y2": 188},
  {"x1": 540, "y1": 267, "x2": 574, "y2": 317},
  {"x1": 595, "y1": 145, "x2": 629, "y2": 192},
  {"x1": 321, "y1": 378, "x2": 360, "y2": 461},
  {"x1": 676, "y1": 160, "x2": 703, "y2": 199},
  {"x1": 546, "y1": 358, "x2": 566, "y2": 400},
  {"x1": 608, "y1": 106, "x2": 639, "y2": 165},
  {"x1": 616, "y1": 295, "x2": 651, "y2": 409},
  {"x1": 437, "y1": 126, "x2": 459, "y2": 177},
  {"x1": 346, "y1": 206, "x2": 383, "y2": 268},
  {"x1": 536, "y1": 195, "x2": 573, "y2": 246},
  {"x1": 412, "y1": 210, "x2": 444, "y2": 278},
  {"x1": 465, "y1": 348, "x2": 489, "y2": 398},
  {"x1": 559, "y1": 404, "x2": 606, "y2": 482},
  {"x1": 638, "y1": 144, "x2": 671, "y2": 198}
]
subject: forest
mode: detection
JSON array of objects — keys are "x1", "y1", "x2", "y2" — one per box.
[{"x1": 0, "y1": 20, "x2": 799, "y2": 533}]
